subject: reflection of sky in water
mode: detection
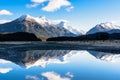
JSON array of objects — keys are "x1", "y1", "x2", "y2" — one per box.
[{"x1": 0, "y1": 50, "x2": 120, "y2": 80}]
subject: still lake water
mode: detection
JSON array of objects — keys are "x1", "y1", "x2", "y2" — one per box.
[{"x1": 0, "y1": 42, "x2": 120, "y2": 80}]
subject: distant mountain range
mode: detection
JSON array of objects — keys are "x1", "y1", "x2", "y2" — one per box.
[
  {"x1": 0, "y1": 15, "x2": 84, "y2": 39},
  {"x1": 87, "y1": 22, "x2": 120, "y2": 34},
  {"x1": 57, "y1": 21, "x2": 84, "y2": 35},
  {"x1": 0, "y1": 15, "x2": 120, "y2": 40}
]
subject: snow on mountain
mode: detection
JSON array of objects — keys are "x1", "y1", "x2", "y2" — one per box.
[
  {"x1": 16, "y1": 14, "x2": 51, "y2": 26},
  {"x1": 87, "y1": 22, "x2": 120, "y2": 34},
  {"x1": 16, "y1": 14, "x2": 32, "y2": 21},
  {"x1": 108, "y1": 29, "x2": 120, "y2": 34},
  {"x1": 57, "y1": 21, "x2": 84, "y2": 35},
  {"x1": 0, "y1": 14, "x2": 76, "y2": 38},
  {"x1": 35, "y1": 16, "x2": 51, "y2": 27}
]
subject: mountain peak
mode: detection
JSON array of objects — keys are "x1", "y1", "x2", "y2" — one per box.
[
  {"x1": 87, "y1": 22, "x2": 120, "y2": 34},
  {"x1": 39, "y1": 16, "x2": 49, "y2": 23},
  {"x1": 100, "y1": 22, "x2": 113, "y2": 25},
  {"x1": 39, "y1": 16, "x2": 47, "y2": 20},
  {"x1": 21, "y1": 14, "x2": 31, "y2": 18},
  {"x1": 57, "y1": 21, "x2": 68, "y2": 27},
  {"x1": 0, "y1": 14, "x2": 81, "y2": 38},
  {"x1": 34, "y1": 16, "x2": 51, "y2": 26},
  {"x1": 97, "y1": 22, "x2": 116, "y2": 29},
  {"x1": 57, "y1": 21, "x2": 84, "y2": 35},
  {"x1": 96, "y1": 22, "x2": 120, "y2": 31},
  {"x1": 16, "y1": 14, "x2": 34, "y2": 21}
]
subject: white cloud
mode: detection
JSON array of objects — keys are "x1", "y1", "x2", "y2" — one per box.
[
  {"x1": 26, "y1": 0, "x2": 47, "y2": 8},
  {"x1": 0, "y1": 20, "x2": 11, "y2": 24},
  {"x1": 0, "y1": 10, "x2": 13, "y2": 16},
  {"x1": 26, "y1": 75, "x2": 40, "y2": 80},
  {"x1": 27, "y1": 0, "x2": 73, "y2": 12},
  {"x1": 0, "y1": 68, "x2": 13, "y2": 74},
  {"x1": 42, "y1": 71, "x2": 70, "y2": 80},
  {"x1": 26, "y1": 3, "x2": 40, "y2": 8},
  {"x1": 31, "y1": 0, "x2": 47, "y2": 3},
  {"x1": 42, "y1": 0, "x2": 71, "y2": 12},
  {"x1": 66, "y1": 6, "x2": 74, "y2": 12}
]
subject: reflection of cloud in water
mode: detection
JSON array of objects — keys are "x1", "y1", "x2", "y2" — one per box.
[
  {"x1": 0, "y1": 59, "x2": 11, "y2": 64},
  {"x1": 1, "y1": 48, "x2": 119, "y2": 69},
  {"x1": 65, "y1": 72, "x2": 74, "y2": 78},
  {"x1": 0, "y1": 68, "x2": 12, "y2": 74},
  {"x1": 42, "y1": 72, "x2": 71, "y2": 80},
  {"x1": 26, "y1": 72, "x2": 73, "y2": 80},
  {"x1": 26, "y1": 75, "x2": 40, "y2": 80},
  {"x1": 0, "y1": 59, "x2": 13, "y2": 74},
  {"x1": 88, "y1": 51, "x2": 120, "y2": 62}
]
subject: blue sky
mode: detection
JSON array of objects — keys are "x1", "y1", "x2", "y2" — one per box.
[{"x1": 0, "y1": 0, "x2": 120, "y2": 31}]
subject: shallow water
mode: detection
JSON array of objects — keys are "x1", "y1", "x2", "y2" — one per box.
[{"x1": 0, "y1": 43, "x2": 120, "y2": 80}]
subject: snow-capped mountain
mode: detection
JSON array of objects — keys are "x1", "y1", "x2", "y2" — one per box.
[
  {"x1": 108, "y1": 29, "x2": 120, "y2": 34},
  {"x1": 87, "y1": 22, "x2": 120, "y2": 34},
  {"x1": 15, "y1": 14, "x2": 51, "y2": 26},
  {"x1": 0, "y1": 14, "x2": 78, "y2": 38},
  {"x1": 57, "y1": 21, "x2": 85, "y2": 35}
]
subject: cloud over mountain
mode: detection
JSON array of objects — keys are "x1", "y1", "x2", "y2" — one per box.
[
  {"x1": 42, "y1": 0, "x2": 71, "y2": 12},
  {"x1": 27, "y1": 0, "x2": 73, "y2": 12},
  {"x1": 0, "y1": 10, "x2": 13, "y2": 16}
]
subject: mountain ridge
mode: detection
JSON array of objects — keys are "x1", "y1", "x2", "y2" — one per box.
[
  {"x1": 0, "y1": 15, "x2": 120, "y2": 38},
  {"x1": 0, "y1": 14, "x2": 80, "y2": 38},
  {"x1": 87, "y1": 22, "x2": 120, "y2": 34}
]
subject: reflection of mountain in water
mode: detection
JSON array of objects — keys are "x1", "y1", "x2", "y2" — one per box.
[
  {"x1": 0, "y1": 50, "x2": 70, "y2": 68},
  {"x1": 0, "y1": 46, "x2": 120, "y2": 69},
  {"x1": 88, "y1": 51, "x2": 120, "y2": 62}
]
